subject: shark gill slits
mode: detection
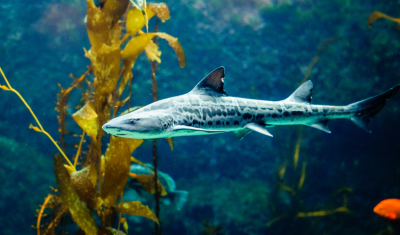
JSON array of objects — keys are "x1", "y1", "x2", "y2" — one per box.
[{"x1": 234, "y1": 120, "x2": 239, "y2": 125}]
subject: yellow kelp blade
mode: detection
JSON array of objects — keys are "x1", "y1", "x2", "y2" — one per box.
[
  {"x1": 155, "y1": 32, "x2": 185, "y2": 68},
  {"x1": 126, "y1": 138, "x2": 144, "y2": 153},
  {"x1": 126, "y1": 3, "x2": 170, "y2": 35},
  {"x1": 54, "y1": 155, "x2": 98, "y2": 234},
  {"x1": 122, "y1": 32, "x2": 185, "y2": 69},
  {"x1": 167, "y1": 137, "x2": 173, "y2": 151},
  {"x1": 102, "y1": 137, "x2": 133, "y2": 207},
  {"x1": 70, "y1": 165, "x2": 97, "y2": 209},
  {"x1": 368, "y1": 11, "x2": 400, "y2": 29},
  {"x1": 144, "y1": 40, "x2": 162, "y2": 63},
  {"x1": 114, "y1": 201, "x2": 159, "y2": 224},
  {"x1": 148, "y1": 3, "x2": 170, "y2": 22},
  {"x1": 72, "y1": 103, "x2": 98, "y2": 139},
  {"x1": 136, "y1": 174, "x2": 167, "y2": 196}
]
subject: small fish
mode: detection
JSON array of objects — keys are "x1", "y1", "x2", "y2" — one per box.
[
  {"x1": 128, "y1": 164, "x2": 189, "y2": 211},
  {"x1": 374, "y1": 199, "x2": 400, "y2": 221},
  {"x1": 103, "y1": 67, "x2": 400, "y2": 140}
]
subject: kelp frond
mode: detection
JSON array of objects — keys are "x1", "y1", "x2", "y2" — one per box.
[{"x1": 0, "y1": 67, "x2": 75, "y2": 171}]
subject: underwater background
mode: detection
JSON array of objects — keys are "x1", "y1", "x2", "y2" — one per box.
[{"x1": 1, "y1": 0, "x2": 400, "y2": 234}]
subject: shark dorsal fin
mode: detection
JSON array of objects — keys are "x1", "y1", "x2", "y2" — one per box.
[
  {"x1": 189, "y1": 67, "x2": 228, "y2": 96},
  {"x1": 285, "y1": 80, "x2": 313, "y2": 104}
]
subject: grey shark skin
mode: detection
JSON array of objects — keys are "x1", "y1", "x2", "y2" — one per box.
[{"x1": 103, "y1": 67, "x2": 400, "y2": 140}]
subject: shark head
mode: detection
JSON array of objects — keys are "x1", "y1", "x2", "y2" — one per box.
[{"x1": 102, "y1": 110, "x2": 172, "y2": 139}]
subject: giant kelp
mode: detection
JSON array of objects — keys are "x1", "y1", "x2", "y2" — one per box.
[
  {"x1": 267, "y1": 130, "x2": 352, "y2": 231},
  {"x1": 1, "y1": 0, "x2": 184, "y2": 234}
]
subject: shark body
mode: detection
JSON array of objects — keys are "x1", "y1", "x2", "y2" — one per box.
[{"x1": 103, "y1": 67, "x2": 400, "y2": 140}]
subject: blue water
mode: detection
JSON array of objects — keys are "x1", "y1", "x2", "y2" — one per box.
[{"x1": 1, "y1": 0, "x2": 400, "y2": 234}]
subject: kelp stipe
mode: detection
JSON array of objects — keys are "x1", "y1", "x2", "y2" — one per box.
[{"x1": 0, "y1": 68, "x2": 74, "y2": 170}]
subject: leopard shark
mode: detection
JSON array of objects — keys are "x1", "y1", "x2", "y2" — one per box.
[{"x1": 102, "y1": 67, "x2": 400, "y2": 140}]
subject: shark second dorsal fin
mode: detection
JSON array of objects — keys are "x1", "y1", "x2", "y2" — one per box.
[
  {"x1": 285, "y1": 80, "x2": 313, "y2": 104},
  {"x1": 189, "y1": 67, "x2": 228, "y2": 96}
]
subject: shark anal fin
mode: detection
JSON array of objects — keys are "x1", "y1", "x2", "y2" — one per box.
[
  {"x1": 244, "y1": 123, "x2": 273, "y2": 137},
  {"x1": 233, "y1": 129, "x2": 252, "y2": 140},
  {"x1": 285, "y1": 81, "x2": 313, "y2": 104},
  {"x1": 189, "y1": 67, "x2": 228, "y2": 96},
  {"x1": 306, "y1": 120, "x2": 331, "y2": 133}
]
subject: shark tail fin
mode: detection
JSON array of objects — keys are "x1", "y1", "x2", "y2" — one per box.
[
  {"x1": 169, "y1": 190, "x2": 189, "y2": 211},
  {"x1": 347, "y1": 85, "x2": 400, "y2": 132}
]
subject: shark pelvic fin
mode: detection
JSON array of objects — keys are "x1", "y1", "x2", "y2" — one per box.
[
  {"x1": 306, "y1": 120, "x2": 331, "y2": 133},
  {"x1": 189, "y1": 67, "x2": 229, "y2": 96},
  {"x1": 285, "y1": 80, "x2": 313, "y2": 104},
  {"x1": 233, "y1": 129, "x2": 252, "y2": 140},
  {"x1": 244, "y1": 123, "x2": 273, "y2": 137}
]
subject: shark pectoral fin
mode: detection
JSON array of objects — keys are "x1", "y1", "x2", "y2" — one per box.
[
  {"x1": 171, "y1": 125, "x2": 224, "y2": 133},
  {"x1": 233, "y1": 129, "x2": 252, "y2": 140},
  {"x1": 305, "y1": 120, "x2": 331, "y2": 133},
  {"x1": 244, "y1": 123, "x2": 273, "y2": 137}
]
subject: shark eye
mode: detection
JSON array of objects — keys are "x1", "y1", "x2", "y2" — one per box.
[{"x1": 129, "y1": 119, "x2": 140, "y2": 124}]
